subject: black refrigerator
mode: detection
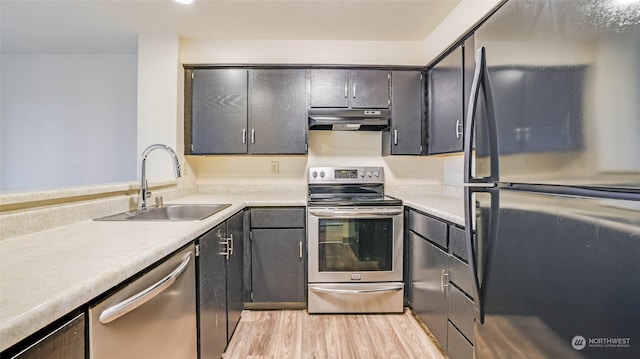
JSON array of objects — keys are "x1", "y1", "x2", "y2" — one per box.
[{"x1": 463, "y1": 1, "x2": 640, "y2": 358}]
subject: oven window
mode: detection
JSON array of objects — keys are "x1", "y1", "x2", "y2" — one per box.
[{"x1": 318, "y1": 218, "x2": 393, "y2": 272}]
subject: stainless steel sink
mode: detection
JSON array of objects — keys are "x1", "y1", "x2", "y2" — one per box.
[{"x1": 95, "y1": 204, "x2": 231, "y2": 221}]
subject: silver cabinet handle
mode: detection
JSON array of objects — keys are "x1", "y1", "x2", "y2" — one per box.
[
  {"x1": 99, "y1": 251, "x2": 193, "y2": 324},
  {"x1": 456, "y1": 120, "x2": 463, "y2": 139},
  {"x1": 344, "y1": 82, "x2": 348, "y2": 98},
  {"x1": 228, "y1": 234, "x2": 234, "y2": 256},
  {"x1": 299, "y1": 240, "x2": 303, "y2": 258},
  {"x1": 353, "y1": 82, "x2": 356, "y2": 98},
  {"x1": 220, "y1": 239, "x2": 229, "y2": 259},
  {"x1": 394, "y1": 129, "x2": 398, "y2": 145},
  {"x1": 242, "y1": 128, "x2": 247, "y2": 144},
  {"x1": 308, "y1": 207, "x2": 403, "y2": 218},
  {"x1": 310, "y1": 285, "x2": 403, "y2": 294},
  {"x1": 251, "y1": 129, "x2": 255, "y2": 144},
  {"x1": 440, "y1": 269, "x2": 449, "y2": 292}
]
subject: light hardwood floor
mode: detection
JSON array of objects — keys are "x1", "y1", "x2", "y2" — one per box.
[{"x1": 223, "y1": 309, "x2": 446, "y2": 359}]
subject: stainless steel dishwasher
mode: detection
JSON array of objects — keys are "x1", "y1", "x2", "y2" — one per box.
[{"x1": 89, "y1": 244, "x2": 197, "y2": 359}]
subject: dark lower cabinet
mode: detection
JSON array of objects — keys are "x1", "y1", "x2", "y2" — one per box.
[
  {"x1": 448, "y1": 321, "x2": 473, "y2": 359},
  {"x1": 249, "y1": 207, "x2": 306, "y2": 305},
  {"x1": 408, "y1": 209, "x2": 474, "y2": 359},
  {"x1": 225, "y1": 212, "x2": 244, "y2": 342},
  {"x1": 10, "y1": 314, "x2": 84, "y2": 359},
  {"x1": 410, "y1": 232, "x2": 449, "y2": 346},
  {"x1": 199, "y1": 211, "x2": 244, "y2": 359}
]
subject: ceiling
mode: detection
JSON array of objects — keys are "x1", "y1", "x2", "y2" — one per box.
[{"x1": 0, "y1": 0, "x2": 461, "y2": 54}]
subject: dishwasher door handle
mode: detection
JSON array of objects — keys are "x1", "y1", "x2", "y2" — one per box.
[{"x1": 99, "y1": 251, "x2": 193, "y2": 324}]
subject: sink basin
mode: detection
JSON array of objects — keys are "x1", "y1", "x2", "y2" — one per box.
[{"x1": 95, "y1": 204, "x2": 231, "y2": 221}]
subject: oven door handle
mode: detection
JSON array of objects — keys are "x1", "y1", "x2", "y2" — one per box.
[
  {"x1": 308, "y1": 207, "x2": 403, "y2": 218},
  {"x1": 309, "y1": 285, "x2": 403, "y2": 294}
]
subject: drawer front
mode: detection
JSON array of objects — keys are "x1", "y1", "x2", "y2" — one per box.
[
  {"x1": 250, "y1": 207, "x2": 305, "y2": 228},
  {"x1": 447, "y1": 321, "x2": 473, "y2": 359},
  {"x1": 409, "y1": 210, "x2": 448, "y2": 249},
  {"x1": 449, "y1": 226, "x2": 468, "y2": 262},
  {"x1": 448, "y1": 285, "x2": 475, "y2": 344},
  {"x1": 448, "y1": 255, "x2": 474, "y2": 299}
]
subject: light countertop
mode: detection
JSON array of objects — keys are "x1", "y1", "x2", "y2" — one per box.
[{"x1": 0, "y1": 191, "x2": 462, "y2": 352}]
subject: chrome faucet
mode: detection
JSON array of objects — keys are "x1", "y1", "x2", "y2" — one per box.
[{"x1": 138, "y1": 144, "x2": 181, "y2": 210}]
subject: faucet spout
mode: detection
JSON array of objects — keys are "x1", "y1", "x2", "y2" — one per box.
[{"x1": 139, "y1": 144, "x2": 181, "y2": 210}]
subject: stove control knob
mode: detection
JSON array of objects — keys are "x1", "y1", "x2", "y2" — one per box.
[
  {"x1": 359, "y1": 171, "x2": 365, "y2": 178},
  {"x1": 374, "y1": 171, "x2": 380, "y2": 177},
  {"x1": 312, "y1": 171, "x2": 318, "y2": 178},
  {"x1": 320, "y1": 171, "x2": 325, "y2": 178},
  {"x1": 367, "y1": 171, "x2": 372, "y2": 177}
]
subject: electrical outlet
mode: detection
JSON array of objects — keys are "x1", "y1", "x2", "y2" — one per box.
[{"x1": 270, "y1": 161, "x2": 279, "y2": 174}]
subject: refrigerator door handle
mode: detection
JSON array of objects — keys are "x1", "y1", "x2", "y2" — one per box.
[
  {"x1": 464, "y1": 47, "x2": 499, "y2": 184},
  {"x1": 464, "y1": 186, "x2": 499, "y2": 324}
]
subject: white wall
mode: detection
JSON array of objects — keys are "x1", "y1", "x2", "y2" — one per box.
[
  {"x1": 136, "y1": 35, "x2": 194, "y2": 186},
  {"x1": 182, "y1": 39, "x2": 425, "y2": 66},
  {"x1": 423, "y1": 0, "x2": 503, "y2": 65},
  {"x1": 0, "y1": 54, "x2": 137, "y2": 192},
  {"x1": 193, "y1": 131, "x2": 444, "y2": 187}
]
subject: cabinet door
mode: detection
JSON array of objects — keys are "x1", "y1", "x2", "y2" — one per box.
[
  {"x1": 310, "y1": 69, "x2": 349, "y2": 108},
  {"x1": 349, "y1": 70, "x2": 390, "y2": 108},
  {"x1": 226, "y1": 212, "x2": 244, "y2": 342},
  {"x1": 410, "y1": 232, "x2": 449, "y2": 348},
  {"x1": 428, "y1": 46, "x2": 464, "y2": 154},
  {"x1": 12, "y1": 314, "x2": 84, "y2": 359},
  {"x1": 199, "y1": 224, "x2": 228, "y2": 359},
  {"x1": 388, "y1": 71, "x2": 423, "y2": 155},
  {"x1": 248, "y1": 70, "x2": 308, "y2": 154},
  {"x1": 251, "y1": 228, "x2": 306, "y2": 303},
  {"x1": 191, "y1": 69, "x2": 248, "y2": 154}
]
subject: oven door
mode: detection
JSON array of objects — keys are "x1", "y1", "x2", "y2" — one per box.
[{"x1": 307, "y1": 206, "x2": 403, "y2": 283}]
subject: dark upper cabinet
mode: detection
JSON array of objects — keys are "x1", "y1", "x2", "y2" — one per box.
[
  {"x1": 427, "y1": 38, "x2": 475, "y2": 155},
  {"x1": 310, "y1": 69, "x2": 390, "y2": 109},
  {"x1": 248, "y1": 70, "x2": 308, "y2": 154},
  {"x1": 428, "y1": 45, "x2": 463, "y2": 154},
  {"x1": 349, "y1": 70, "x2": 390, "y2": 108},
  {"x1": 186, "y1": 68, "x2": 307, "y2": 155},
  {"x1": 383, "y1": 71, "x2": 424, "y2": 156},
  {"x1": 190, "y1": 69, "x2": 248, "y2": 154},
  {"x1": 309, "y1": 69, "x2": 349, "y2": 108}
]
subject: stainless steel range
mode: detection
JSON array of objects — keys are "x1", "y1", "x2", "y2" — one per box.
[{"x1": 307, "y1": 166, "x2": 404, "y2": 313}]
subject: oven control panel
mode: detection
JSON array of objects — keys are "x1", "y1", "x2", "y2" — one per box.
[{"x1": 308, "y1": 166, "x2": 384, "y2": 184}]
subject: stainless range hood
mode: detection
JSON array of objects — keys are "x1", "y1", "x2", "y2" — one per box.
[{"x1": 308, "y1": 109, "x2": 390, "y2": 131}]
